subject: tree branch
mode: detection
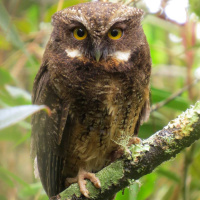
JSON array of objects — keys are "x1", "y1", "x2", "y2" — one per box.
[
  {"x1": 151, "y1": 79, "x2": 200, "y2": 112},
  {"x1": 51, "y1": 101, "x2": 200, "y2": 200}
]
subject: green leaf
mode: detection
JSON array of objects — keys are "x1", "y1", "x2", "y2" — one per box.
[
  {"x1": 13, "y1": 131, "x2": 31, "y2": 147},
  {"x1": 0, "y1": 105, "x2": 49, "y2": 130},
  {"x1": 19, "y1": 182, "x2": 43, "y2": 197},
  {"x1": 115, "y1": 182, "x2": 140, "y2": 200},
  {"x1": 151, "y1": 87, "x2": 189, "y2": 111},
  {"x1": 156, "y1": 168, "x2": 181, "y2": 183},
  {"x1": 5, "y1": 85, "x2": 31, "y2": 102},
  {"x1": 115, "y1": 188, "x2": 130, "y2": 200},
  {"x1": 0, "y1": 195, "x2": 7, "y2": 200},
  {"x1": 0, "y1": 33, "x2": 11, "y2": 50},
  {"x1": 128, "y1": 182, "x2": 140, "y2": 200},
  {"x1": 38, "y1": 194, "x2": 49, "y2": 200},
  {"x1": 189, "y1": 0, "x2": 200, "y2": 17},
  {"x1": 0, "y1": 166, "x2": 29, "y2": 187},
  {"x1": 139, "y1": 120, "x2": 165, "y2": 139},
  {"x1": 161, "y1": 185, "x2": 178, "y2": 200},
  {"x1": 13, "y1": 19, "x2": 31, "y2": 34},
  {"x1": 0, "y1": 1, "x2": 24, "y2": 49},
  {"x1": 137, "y1": 173, "x2": 157, "y2": 200},
  {"x1": 0, "y1": 2, "x2": 37, "y2": 65},
  {"x1": 0, "y1": 67, "x2": 13, "y2": 86},
  {"x1": 0, "y1": 89, "x2": 31, "y2": 107},
  {"x1": 0, "y1": 126, "x2": 23, "y2": 141},
  {"x1": 0, "y1": 168, "x2": 15, "y2": 187},
  {"x1": 26, "y1": 5, "x2": 39, "y2": 31}
]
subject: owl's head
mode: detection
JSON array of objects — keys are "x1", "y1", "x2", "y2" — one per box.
[{"x1": 50, "y1": 2, "x2": 148, "y2": 65}]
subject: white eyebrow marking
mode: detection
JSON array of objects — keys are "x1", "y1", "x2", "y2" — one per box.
[
  {"x1": 65, "y1": 49, "x2": 82, "y2": 58},
  {"x1": 110, "y1": 51, "x2": 131, "y2": 61}
]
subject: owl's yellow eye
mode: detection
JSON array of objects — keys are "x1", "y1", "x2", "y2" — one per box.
[
  {"x1": 108, "y1": 28, "x2": 123, "y2": 40},
  {"x1": 73, "y1": 28, "x2": 88, "y2": 40}
]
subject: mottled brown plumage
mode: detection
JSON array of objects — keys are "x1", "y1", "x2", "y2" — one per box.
[{"x1": 31, "y1": 1, "x2": 151, "y2": 199}]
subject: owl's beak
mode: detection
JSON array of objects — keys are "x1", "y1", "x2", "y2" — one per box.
[{"x1": 95, "y1": 49, "x2": 102, "y2": 62}]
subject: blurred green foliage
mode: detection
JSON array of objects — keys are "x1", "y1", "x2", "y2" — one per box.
[
  {"x1": 0, "y1": 0, "x2": 200, "y2": 200},
  {"x1": 190, "y1": 0, "x2": 200, "y2": 18}
]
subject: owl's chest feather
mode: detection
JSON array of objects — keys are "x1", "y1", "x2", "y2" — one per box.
[
  {"x1": 70, "y1": 74, "x2": 138, "y2": 125},
  {"x1": 65, "y1": 75, "x2": 146, "y2": 169}
]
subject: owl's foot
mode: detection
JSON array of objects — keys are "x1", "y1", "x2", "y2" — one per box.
[{"x1": 65, "y1": 168, "x2": 101, "y2": 198}]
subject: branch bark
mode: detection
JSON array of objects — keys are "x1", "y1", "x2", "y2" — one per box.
[{"x1": 51, "y1": 101, "x2": 200, "y2": 200}]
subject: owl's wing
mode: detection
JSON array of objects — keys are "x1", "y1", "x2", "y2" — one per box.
[
  {"x1": 140, "y1": 97, "x2": 151, "y2": 125},
  {"x1": 134, "y1": 98, "x2": 150, "y2": 135},
  {"x1": 31, "y1": 63, "x2": 69, "y2": 197}
]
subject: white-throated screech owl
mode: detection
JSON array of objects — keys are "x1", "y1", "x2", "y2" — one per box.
[{"x1": 31, "y1": 1, "x2": 151, "y2": 199}]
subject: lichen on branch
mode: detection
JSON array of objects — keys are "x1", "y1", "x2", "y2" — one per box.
[{"x1": 51, "y1": 101, "x2": 200, "y2": 200}]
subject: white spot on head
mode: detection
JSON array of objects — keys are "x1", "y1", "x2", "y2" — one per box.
[
  {"x1": 110, "y1": 51, "x2": 131, "y2": 62},
  {"x1": 65, "y1": 49, "x2": 82, "y2": 58}
]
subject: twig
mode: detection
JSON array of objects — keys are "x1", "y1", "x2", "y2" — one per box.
[{"x1": 151, "y1": 79, "x2": 200, "y2": 112}]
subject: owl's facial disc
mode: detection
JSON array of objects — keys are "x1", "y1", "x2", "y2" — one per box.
[{"x1": 64, "y1": 24, "x2": 130, "y2": 62}]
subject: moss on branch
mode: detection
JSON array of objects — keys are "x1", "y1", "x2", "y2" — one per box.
[{"x1": 51, "y1": 101, "x2": 200, "y2": 200}]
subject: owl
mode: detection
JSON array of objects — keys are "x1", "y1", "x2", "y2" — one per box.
[{"x1": 31, "y1": 1, "x2": 151, "y2": 199}]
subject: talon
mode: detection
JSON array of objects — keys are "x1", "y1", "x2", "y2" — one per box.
[
  {"x1": 85, "y1": 172, "x2": 101, "y2": 188},
  {"x1": 82, "y1": 189, "x2": 89, "y2": 198},
  {"x1": 79, "y1": 179, "x2": 89, "y2": 198},
  {"x1": 65, "y1": 168, "x2": 101, "y2": 198}
]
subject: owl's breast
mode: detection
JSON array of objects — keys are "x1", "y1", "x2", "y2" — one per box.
[{"x1": 62, "y1": 72, "x2": 148, "y2": 172}]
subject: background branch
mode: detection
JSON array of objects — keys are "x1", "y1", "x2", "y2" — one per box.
[
  {"x1": 151, "y1": 79, "x2": 200, "y2": 112},
  {"x1": 51, "y1": 101, "x2": 200, "y2": 200}
]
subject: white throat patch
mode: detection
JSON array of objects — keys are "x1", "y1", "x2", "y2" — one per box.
[
  {"x1": 110, "y1": 51, "x2": 131, "y2": 62},
  {"x1": 65, "y1": 49, "x2": 82, "y2": 58}
]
